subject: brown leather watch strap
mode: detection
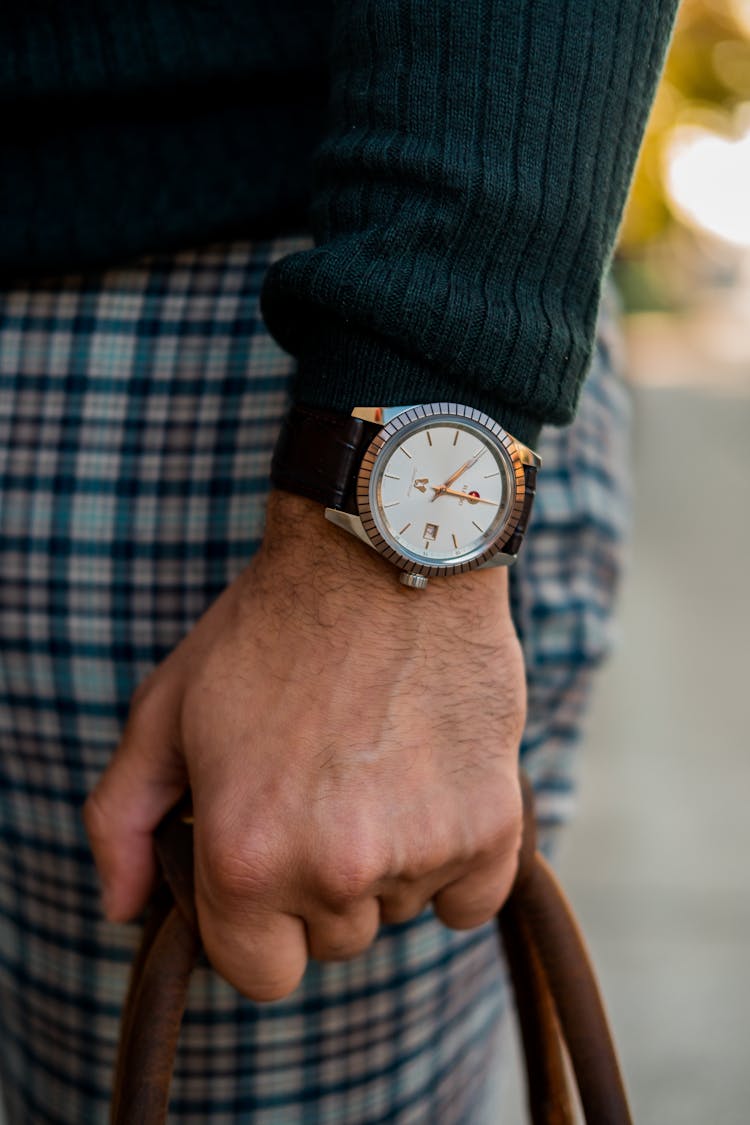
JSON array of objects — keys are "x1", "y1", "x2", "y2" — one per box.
[{"x1": 270, "y1": 404, "x2": 380, "y2": 510}]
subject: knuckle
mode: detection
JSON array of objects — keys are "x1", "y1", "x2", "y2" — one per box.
[
  {"x1": 438, "y1": 825, "x2": 469, "y2": 869},
  {"x1": 203, "y1": 832, "x2": 277, "y2": 906},
  {"x1": 312, "y1": 909, "x2": 379, "y2": 961},
  {"x1": 401, "y1": 830, "x2": 456, "y2": 880},
  {"x1": 475, "y1": 816, "x2": 518, "y2": 864},
  {"x1": 379, "y1": 892, "x2": 429, "y2": 926},
  {"x1": 393, "y1": 807, "x2": 460, "y2": 881},
  {"x1": 433, "y1": 858, "x2": 517, "y2": 931},
  {"x1": 433, "y1": 889, "x2": 494, "y2": 931},
  {"x1": 473, "y1": 791, "x2": 523, "y2": 863},
  {"x1": 315, "y1": 851, "x2": 382, "y2": 908}
]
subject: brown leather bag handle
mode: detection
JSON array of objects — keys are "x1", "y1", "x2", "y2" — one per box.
[
  {"x1": 497, "y1": 776, "x2": 632, "y2": 1124},
  {"x1": 111, "y1": 777, "x2": 633, "y2": 1124}
]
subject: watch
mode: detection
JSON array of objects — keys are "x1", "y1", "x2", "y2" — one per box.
[{"x1": 270, "y1": 402, "x2": 541, "y2": 589}]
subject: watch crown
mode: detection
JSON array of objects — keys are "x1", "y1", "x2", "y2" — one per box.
[{"x1": 399, "y1": 572, "x2": 429, "y2": 590}]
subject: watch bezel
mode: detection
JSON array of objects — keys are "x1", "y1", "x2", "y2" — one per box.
[{"x1": 355, "y1": 402, "x2": 526, "y2": 578}]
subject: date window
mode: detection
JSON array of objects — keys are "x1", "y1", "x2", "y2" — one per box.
[{"x1": 423, "y1": 522, "x2": 439, "y2": 541}]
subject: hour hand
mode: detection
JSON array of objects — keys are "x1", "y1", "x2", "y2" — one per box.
[{"x1": 441, "y1": 488, "x2": 495, "y2": 505}]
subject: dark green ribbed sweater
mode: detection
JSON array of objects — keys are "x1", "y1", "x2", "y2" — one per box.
[{"x1": 2, "y1": 1, "x2": 678, "y2": 445}]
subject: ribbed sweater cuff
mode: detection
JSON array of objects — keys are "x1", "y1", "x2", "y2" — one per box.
[
  {"x1": 291, "y1": 325, "x2": 543, "y2": 451},
  {"x1": 260, "y1": 0, "x2": 679, "y2": 443}
]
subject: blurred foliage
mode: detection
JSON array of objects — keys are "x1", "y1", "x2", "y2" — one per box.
[{"x1": 619, "y1": 0, "x2": 750, "y2": 254}]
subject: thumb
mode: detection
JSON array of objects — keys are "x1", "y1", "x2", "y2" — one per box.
[{"x1": 83, "y1": 683, "x2": 188, "y2": 922}]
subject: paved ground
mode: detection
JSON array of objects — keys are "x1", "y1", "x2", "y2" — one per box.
[{"x1": 490, "y1": 384, "x2": 750, "y2": 1124}]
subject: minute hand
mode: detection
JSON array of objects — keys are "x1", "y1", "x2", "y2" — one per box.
[{"x1": 434, "y1": 448, "x2": 486, "y2": 496}]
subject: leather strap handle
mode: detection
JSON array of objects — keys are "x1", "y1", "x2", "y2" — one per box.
[
  {"x1": 498, "y1": 776, "x2": 632, "y2": 1124},
  {"x1": 497, "y1": 776, "x2": 574, "y2": 1124},
  {"x1": 111, "y1": 797, "x2": 200, "y2": 1125},
  {"x1": 110, "y1": 777, "x2": 632, "y2": 1124}
]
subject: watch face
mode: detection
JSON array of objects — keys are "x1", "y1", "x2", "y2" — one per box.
[{"x1": 357, "y1": 404, "x2": 526, "y2": 577}]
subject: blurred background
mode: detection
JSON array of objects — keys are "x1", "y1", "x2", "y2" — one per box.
[
  {"x1": 615, "y1": 0, "x2": 750, "y2": 390},
  {"x1": 498, "y1": 0, "x2": 750, "y2": 1121}
]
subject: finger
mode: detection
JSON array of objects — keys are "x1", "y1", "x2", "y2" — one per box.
[
  {"x1": 193, "y1": 816, "x2": 309, "y2": 1001},
  {"x1": 378, "y1": 882, "x2": 439, "y2": 925},
  {"x1": 304, "y1": 897, "x2": 381, "y2": 961},
  {"x1": 82, "y1": 681, "x2": 187, "y2": 922},
  {"x1": 377, "y1": 856, "x2": 466, "y2": 925},
  {"x1": 197, "y1": 900, "x2": 309, "y2": 1002},
  {"x1": 431, "y1": 854, "x2": 518, "y2": 931}
]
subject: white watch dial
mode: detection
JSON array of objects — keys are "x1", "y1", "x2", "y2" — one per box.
[{"x1": 369, "y1": 420, "x2": 513, "y2": 567}]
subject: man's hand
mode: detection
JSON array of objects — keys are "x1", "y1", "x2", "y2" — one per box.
[{"x1": 83, "y1": 491, "x2": 525, "y2": 1002}]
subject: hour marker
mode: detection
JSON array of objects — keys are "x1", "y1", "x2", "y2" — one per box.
[
  {"x1": 423, "y1": 523, "x2": 439, "y2": 541},
  {"x1": 426, "y1": 432, "x2": 433, "y2": 447},
  {"x1": 484, "y1": 471, "x2": 500, "y2": 478},
  {"x1": 423, "y1": 541, "x2": 430, "y2": 551},
  {"x1": 385, "y1": 473, "x2": 401, "y2": 480},
  {"x1": 472, "y1": 520, "x2": 484, "y2": 533},
  {"x1": 401, "y1": 446, "x2": 413, "y2": 459},
  {"x1": 384, "y1": 501, "x2": 400, "y2": 509},
  {"x1": 399, "y1": 522, "x2": 412, "y2": 535},
  {"x1": 452, "y1": 533, "x2": 459, "y2": 548},
  {"x1": 453, "y1": 431, "x2": 459, "y2": 446}
]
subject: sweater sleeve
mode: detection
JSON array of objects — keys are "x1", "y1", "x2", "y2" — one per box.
[{"x1": 260, "y1": 0, "x2": 679, "y2": 448}]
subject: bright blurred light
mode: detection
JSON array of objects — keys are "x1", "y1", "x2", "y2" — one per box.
[
  {"x1": 731, "y1": 0, "x2": 750, "y2": 37},
  {"x1": 665, "y1": 124, "x2": 750, "y2": 247}
]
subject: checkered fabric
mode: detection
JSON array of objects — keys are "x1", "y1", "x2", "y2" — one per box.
[{"x1": 0, "y1": 237, "x2": 630, "y2": 1124}]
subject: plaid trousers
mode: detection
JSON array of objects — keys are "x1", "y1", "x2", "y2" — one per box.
[{"x1": 0, "y1": 237, "x2": 630, "y2": 1123}]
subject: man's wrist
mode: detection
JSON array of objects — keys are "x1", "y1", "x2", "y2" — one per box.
[{"x1": 260, "y1": 489, "x2": 508, "y2": 611}]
